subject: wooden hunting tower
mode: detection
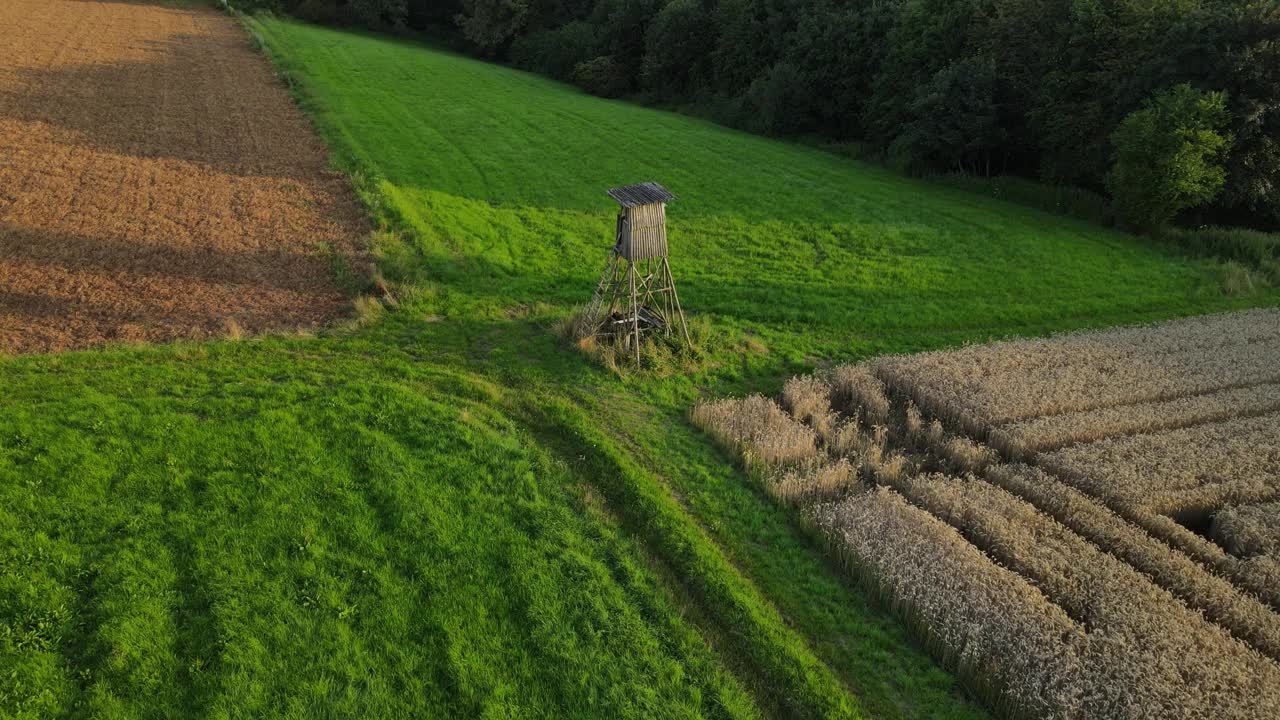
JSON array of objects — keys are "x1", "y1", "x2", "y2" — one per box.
[{"x1": 578, "y1": 182, "x2": 691, "y2": 363}]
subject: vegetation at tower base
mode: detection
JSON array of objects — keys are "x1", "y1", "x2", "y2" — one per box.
[{"x1": 229, "y1": 0, "x2": 1280, "y2": 243}]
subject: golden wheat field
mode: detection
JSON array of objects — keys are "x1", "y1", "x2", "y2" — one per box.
[{"x1": 692, "y1": 308, "x2": 1280, "y2": 720}]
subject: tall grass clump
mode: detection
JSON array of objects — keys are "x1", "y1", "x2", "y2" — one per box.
[
  {"x1": 1156, "y1": 225, "x2": 1280, "y2": 278},
  {"x1": 1215, "y1": 260, "x2": 1271, "y2": 296},
  {"x1": 555, "y1": 311, "x2": 736, "y2": 377}
]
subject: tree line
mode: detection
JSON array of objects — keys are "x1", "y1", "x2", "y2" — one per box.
[{"x1": 249, "y1": 0, "x2": 1280, "y2": 234}]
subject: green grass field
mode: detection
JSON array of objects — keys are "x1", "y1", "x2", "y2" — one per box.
[{"x1": 3, "y1": 9, "x2": 1279, "y2": 719}]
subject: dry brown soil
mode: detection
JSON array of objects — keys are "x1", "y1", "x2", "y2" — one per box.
[{"x1": 0, "y1": 0, "x2": 368, "y2": 354}]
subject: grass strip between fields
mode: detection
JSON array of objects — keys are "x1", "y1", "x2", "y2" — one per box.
[{"x1": 523, "y1": 396, "x2": 863, "y2": 719}]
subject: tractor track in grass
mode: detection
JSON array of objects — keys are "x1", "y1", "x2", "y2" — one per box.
[{"x1": 0, "y1": 0, "x2": 367, "y2": 354}]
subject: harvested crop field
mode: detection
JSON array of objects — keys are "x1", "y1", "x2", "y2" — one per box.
[
  {"x1": 0, "y1": 0, "x2": 366, "y2": 354},
  {"x1": 695, "y1": 308, "x2": 1280, "y2": 719}
]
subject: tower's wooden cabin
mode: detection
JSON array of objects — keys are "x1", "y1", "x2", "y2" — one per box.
[{"x1": 610, "y1": 181, "x2": 675, "y2": 261}]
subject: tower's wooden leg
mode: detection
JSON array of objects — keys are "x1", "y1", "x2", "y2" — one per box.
[
  {"x1": 630, "y1": 262, "x2": 641, "y2": 365},
  {"x1": 664, "y1": 257, "x2": 692, "y2": 346},
  {"x1": 665, "y1": 263, "x2": 675, "y2": 337}
]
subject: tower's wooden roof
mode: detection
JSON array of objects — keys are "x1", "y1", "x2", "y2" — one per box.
[{"x1": 607, "y1": 182, "x2": 676, "y2": 208}]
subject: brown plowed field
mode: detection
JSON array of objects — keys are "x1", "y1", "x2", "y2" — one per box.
[{"x1": 0, "y1": 0, "x2": 367, "y2": 354}]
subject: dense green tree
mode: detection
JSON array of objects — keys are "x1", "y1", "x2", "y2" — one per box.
[
  {"x1": 863, "y1": 0, "x2": 985, "y2": 150},
  {"x1": 1108, "y1": 84, "x2": 1232, "y2": 230},
  {"x1": 971, "y1": 0, "x2": 1072, "y2": 174},
  {"x1": 455, "y1": 0, "x2": 531, "y2": 51},
  {"x1": 1032, "y1": 0, "x2": 1203, "y2": 186},
  {"x1": 406, "y1": 0, "x2": 464, "y2": 29},
  {"x1": 351, "y1": 0, "x2": 408, "y2": 25},
  {"x1": 527, "y1": 0, "x2": 599, "y2": 28},
  {"x1": 743, "y1": 61, "x2": 809, "y2": 134},
  {"x1": 1027, "y1": 0, "x2": 1120, "y2": 186},
  {"x1": 584, "y1": 0, "x2": 663, "y2": 89},
  {"x1": 511, "y1": 21, "x2": 599, "y2": 78},
  {"x1": 641, "y1": 0, "x2": 715, "y2": 93},
  {"x1": 572, "y1": 54, "x2": 632, "y2": 95},
  {"x1": 710, "y1": 0, "x2": 792, "y2": 93},
  {"x1": 1162, "y1": 2, "x2": 1280, "y2": 226},
  {"x1": 888, "y1": 57, "x2": 1005, "y2": 176},
  {"x1": 780, "y1": 0, "x2": 895, "y2": 139}
]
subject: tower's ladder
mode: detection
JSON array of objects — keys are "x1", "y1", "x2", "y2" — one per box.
[{"x1": 579, "y1": 249, "x2": 618, "y2": 333}]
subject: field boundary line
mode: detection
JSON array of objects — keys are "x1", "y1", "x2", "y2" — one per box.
[
  {"x1": 986, "y1": 375, "x2": 1280, "y2": 431},
  {"x1": 993, "y1": 389, "x2": 1280, "y2": 453}
]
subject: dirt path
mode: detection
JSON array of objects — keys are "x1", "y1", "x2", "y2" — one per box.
[{"x1": 0, "y1": 0, "x2": 367, "y2": 354}]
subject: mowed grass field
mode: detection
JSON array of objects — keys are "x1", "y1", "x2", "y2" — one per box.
[
  {"x1": 4, "y1": 3, "x2": 1280, "y2": 718},
  {"x1": 248, "y1": 20, "x2": 1275, "y2": 358}
]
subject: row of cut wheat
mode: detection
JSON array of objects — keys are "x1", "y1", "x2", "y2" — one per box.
[
  {"x1": 853, "y1": 310, "x2": 1280, "y2": 609},
  {"x1": 694, "y1": 390, "x2": 1280, "y2": 717},
  {"x1": 872, "y1": 470, "x2": 1280, "y2": 718},
  {"x1": 1037, "y1": 411, "x2": 1280, "y2": 515},
  {"x1": 984, "y1": 464, "x2": 1280, "y2": 659},
  {"x1": 989, "y1": 382, "x2": 1280, "y2": 455},
  {"x1": 872, "y1": 308, "x2": 1280, "y2": 431}
]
